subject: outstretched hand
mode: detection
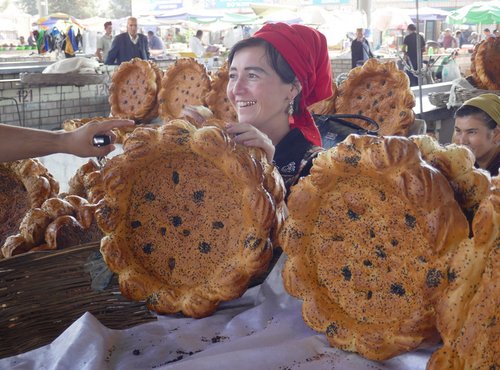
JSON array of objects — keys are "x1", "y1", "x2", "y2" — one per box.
[
  {"x1": 64, "y1": 119, "x2": 135, "y2": 158},
  {"x1": 226, "y1": 122, "x2": 275, "y2": 163}
]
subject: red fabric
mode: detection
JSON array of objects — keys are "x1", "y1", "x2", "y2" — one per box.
[{"x1": 254, "y1": 23, "x2": 332, "y2": 146}]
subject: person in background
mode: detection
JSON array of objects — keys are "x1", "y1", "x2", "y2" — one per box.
[
  {"x1": 189, "y1": 30, "x2": 205, "y2": 57},
  {"x1": 147, "y1": 30, "x2": 165, "y2": 57},
  {"x1": 402, "y1": 24, "x2": 426, "y2": 87},
  {"x1": 96, "y1": 21, "x2": 113, "y2": 63},
  {"x1": 482, "y1": 28, "x2": 495, "y2": 40},
  {"x1": 455, "y1": 30, "x2": 464, "y2": 48},
  {"x1": 442, "y1": 29, "x2": 458, "y2": 49},
  {"x1": 494, "y1": 29, "x2": 499, "y2": 38},
  {"x1": 27, "y1": 32, "x2": 36, "y2": 47},
  {"x1": 351, "y1": 28, "x2": 374, "y2": 68},
  {"x1": 0, "y1": 119, "x2": 134, "y2": 163},
  {"x1": 173, "y1": 28, "x2": 186, "y2": 43},
  {"x1": 105, "y1": 17, "x2": 149, "y2": 65},
  {"x1": 453, "y1": 93, "x2": 500, "y2": 176},
  {"x1": 468, "y1": 31, "x2": 480, "y2": 45}
]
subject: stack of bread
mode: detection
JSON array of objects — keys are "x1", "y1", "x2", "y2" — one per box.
[
  {"x1": 280, "y1": 133, "x2": 498, "y2": 365},
  {"x1": 1, "y1": 159, "x2": 105, "y2": 258},
  {"x1": 0, "y1": 159, "x2": 59, "y2": 257}
]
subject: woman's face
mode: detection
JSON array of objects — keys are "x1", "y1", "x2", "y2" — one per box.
[
  {"x1": 227, "y1": 45, "x2": 296, "y2": 134},
  {"x1": 453, "y1": 114, "x2": 499, "y2": 162}
]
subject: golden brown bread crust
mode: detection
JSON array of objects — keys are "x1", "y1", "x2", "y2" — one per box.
[
  {"x1": 0, "y1": 159, "x2": 59, "y2": 251},
  {"x1": 205, "y1": 62, "x2": 238, "y2": 123},
  {"x1": 95, "y1": 120, "x2": 285, "y2": 318},
  {"x1": 1, "y1": 195, "x2": 101, "y2": 257},
  {"x1": 158, "y1": 58, "x2": 211, "y2": 122},
  {"x1": 410, "y1": 135, "x2": 491, "y2": 220},
  {"x1": 62, "y1": 117, "x2": 108, "y2": 132},
  {"x1": 308, "y1": 81, "x2": 338, "y2": 115},
  {"x1": 109, "y1": 58, "x2": 163, "y2": 123},
  {"x1": 62, "y1": 117, "x2": 147, "y2": 145},
  {"x1": 470, "y1": 38, "x2": 500, "y2": 90},
  {"x1": 427, "y1": 176, "x2": 499, "y2": 370},
  {"x1": 67, "y1": 160, "x2": 101, "y2": 200},
  {"x1": 335, "y1": 58, "x2": 415, "y2": 136},
  {"x1": 280, "y1": 135, "x2": 469, "y2": 361}
]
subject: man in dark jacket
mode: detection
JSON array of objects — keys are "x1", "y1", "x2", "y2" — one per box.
[
  {"x1": 402, "y1": 24, "x2": 425, "y2": 87},
  {"x1": 105, "y1": 17, "x2": 149, "y2": 65},
  {"x1": 351, "y1": 28, "x2": 373, "y2": 68}
]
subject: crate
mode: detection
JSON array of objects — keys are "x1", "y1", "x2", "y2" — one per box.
[{"x1": 0, "y1": 242, "x2": 156, "y2": 358}]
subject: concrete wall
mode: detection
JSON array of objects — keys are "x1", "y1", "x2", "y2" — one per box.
[
  {"x1": 0, "y1": 60, "x2": 175, "y2": 130},
  {"x1": 0, "y1": 76, "x2": 111, "y2": 130}
]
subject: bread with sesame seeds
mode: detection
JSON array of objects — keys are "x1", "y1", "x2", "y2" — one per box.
[
  {"x1": 205, "y1": 61, "x2": 238, "y2": 123},
  {"x1": 108, "y1": 58, "x2": 162, "y2": 123},
  {"x1": 410, "y1": 135, "x2": 491, "y2": 222},
  {"x1": 280, "y1": 134, "x2": 469, "y2": 360},
  {"x1": 427, "y1": 175, "x2": 499, "y2": 370},
  {"x1": 158, "y1": 58, "x2": 211, "y2": 122},
  {"x1": 95, "y1": 120, "x2": 285, "y2": 318},
  {"x1": 334, "y1": 58, "x2": 415, "y2": 136}
]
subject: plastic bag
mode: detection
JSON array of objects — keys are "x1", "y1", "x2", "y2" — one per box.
[{"x1": 442, "y1": 59, "x2": 461, "y2": 82}]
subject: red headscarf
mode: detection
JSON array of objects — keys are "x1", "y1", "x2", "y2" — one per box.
[{"x1": 253, "y1": 23, "x2": 332, "y2": 146}]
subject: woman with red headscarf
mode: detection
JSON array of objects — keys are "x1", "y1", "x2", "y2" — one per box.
[{"x1": 225, "y1": 23, "x2": 333, "y2": 192}]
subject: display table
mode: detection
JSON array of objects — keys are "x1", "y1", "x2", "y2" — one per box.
[{"x1": 0, "y1": 256, "x2": 433, "y2": 369}]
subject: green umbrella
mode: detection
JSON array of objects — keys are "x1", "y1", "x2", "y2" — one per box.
[{"x1": 447, "y1": 0, "x2": 500, "y2": 24}]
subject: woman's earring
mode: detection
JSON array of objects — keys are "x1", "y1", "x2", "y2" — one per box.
[{"x1": 288, "y1": 101, "x2": 294, "y2": 116}]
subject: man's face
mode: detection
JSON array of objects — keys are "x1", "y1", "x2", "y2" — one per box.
[
  {"x1": 453, "y1": 115, "x2": 499, "y2": 163},
  {"x1": 127, "y1": 19, "x2": 138, "y2": 38},
  {"x1": 105, "y1": 24, "x2": 112, "y2": 35},
  {"x1": 356, "y1": 30, "x2": 363, "y2": 39}
]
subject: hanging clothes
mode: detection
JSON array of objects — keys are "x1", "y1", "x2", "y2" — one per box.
[
  {"x1": 36, "y1": 30, "x2": 45, "y2": 54},
  {"x1": 64, "y1": 26, "x2": 78, "y2": 57}
]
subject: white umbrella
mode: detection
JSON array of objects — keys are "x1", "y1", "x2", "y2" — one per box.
[
  {"x1": 406, "y1": 6, "x2": 450, "y2": 21},
  {"x1": 372, "y1": 7, "x2": 414, "y2": 31}
]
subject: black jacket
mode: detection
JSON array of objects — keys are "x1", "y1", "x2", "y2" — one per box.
[{"x1": 105, "y1": 33, "x2": 150, "y2": 65}]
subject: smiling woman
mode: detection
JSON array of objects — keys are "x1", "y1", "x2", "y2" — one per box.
[{"x1": 225, "y1": 23, "x2": 333, "y2": 193}]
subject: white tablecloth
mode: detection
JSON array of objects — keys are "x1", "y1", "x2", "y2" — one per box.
[{"x1": 0, "y1": 257, "x2": 433, "y2": 370}]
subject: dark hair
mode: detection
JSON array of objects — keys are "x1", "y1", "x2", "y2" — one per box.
[
  {"x1": 147, "y1": 31, "x2": 154, "y2": 36},
  {"x1": 104, "y1": 21, "x2": 112, "y2": 28},
  {"x1": 455, "y1": 105, "x2": 497, "y2": 129},
  {"x1": 407, "y1": 24, "x2": 416, "y2": 31},
  {"x1": 484, "y1": 28, "x2": 490, "y2": 32},
  {"x1": 196, "y1": 30, "x2": 203, "y2": 37},
  {"x1": 227, "y1": 37, "x2": 302, "y2": 114}
]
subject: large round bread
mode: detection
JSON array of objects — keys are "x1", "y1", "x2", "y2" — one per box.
[
  {"x1": 0, "y1": 159, "x2": 59, "y2": 254},
  {"x1": 410, "y1": 135, "x2": 491, "y2": 221},
  {"x1": 470, "y1": 38, "x2": 500, "y2": 90},
  {"x1": 205, "y1": 62, "x2": 238, "y2": 123},
  {"x1": 158, "y1": 59, "x2": 211, "y2": 121},
  {"x1": 95, "y1": 120, "x2": 285, "y2": 318},
  {"x1": 427, "y1": 175, "x2": 499, "y2": 370},
  {"x1": 335, "y1": 58, "x2": 415, "y2": 136},
  {"x1": 108, "y1": 58, "x2": 162, "y2": 123},
  {"x1": 281, "y1": 134, "x2": 469, "y2": 361}
]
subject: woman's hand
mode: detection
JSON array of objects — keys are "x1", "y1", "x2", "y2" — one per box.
[{"x1": 226, "y1": 122, "x2": 275, "y2": 163}]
